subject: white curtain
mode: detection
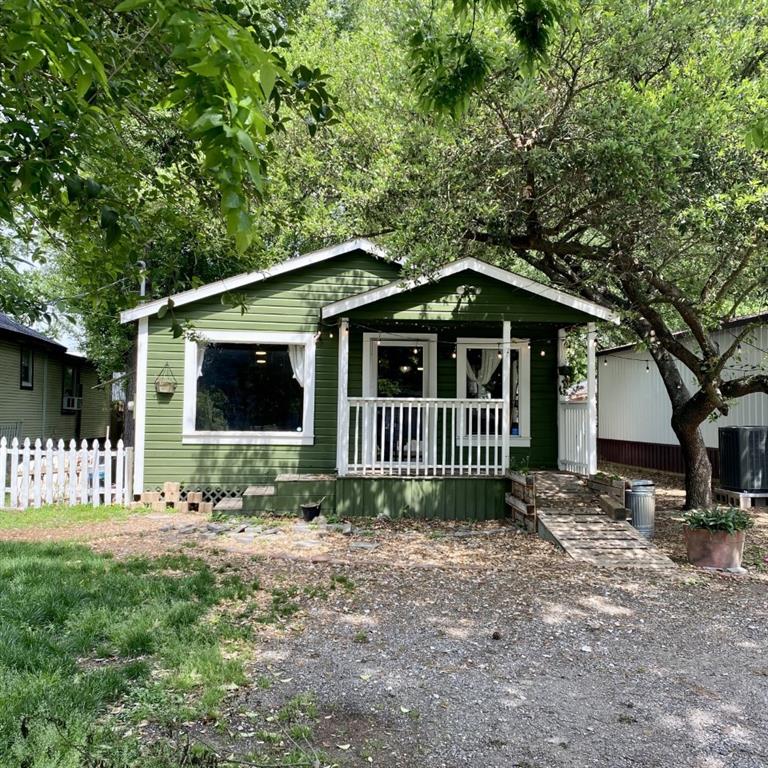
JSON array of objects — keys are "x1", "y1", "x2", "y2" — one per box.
[
  {"x1": 466, "y1": 348, "x2": 501, "y2": 397},
  {"x1": 288, "y1": 344, "x2": 306, "y2": 387},
  {"x1": 197, "y1": 343, "x2": 208, "y2": 377}
]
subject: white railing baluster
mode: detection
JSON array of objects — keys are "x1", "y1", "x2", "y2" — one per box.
[
  {"x1": 0, "y1": 437, "x2": 7, "y2": 509},
  {"x1": 68, "y1": 440, "x2": 77, "y2": 505},
  {"x1": 353, "y1": 404, "x2": 360, "y2": 473},
  {"x1": 57, "y1": 439, "x2": 66, "y2": 502},
  {"x1": 92, "y1": 439, "x2": 101, "y2": 508},
  {"x1": 441, "y1": 404, "x2": 446, "y2": 475},
  {"x1": 115, "y1": 439, "x2": 124, "y2": 505},
  {"x1": 20, "y1": 438, "x2": 31, "y2": 510},
  {"x1": 79, "y1": 439, "x2": 89, "y2": 505},
  {"x1": 104, "y1": 438, "x2": 112, "y2": 505},
  {"x1": 32, "y1": 439, "x2": 42, "y2": 508},
  {"x1": 398, "y1": 403, "x2": 404, "y2": 476},
  {"x1": 10, "y1": 438, "x2": 19, "y2": 509},
  {"x1": 45, "y1": 439, "x2": 54, "y2": 504}
]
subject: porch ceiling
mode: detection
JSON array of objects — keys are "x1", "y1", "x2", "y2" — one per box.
[{"x1": 321, "y1": 257, "x2": 620, "y2": 325}]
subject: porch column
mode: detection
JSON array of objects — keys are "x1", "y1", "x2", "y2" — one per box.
[
  {"x1": 586, "y1": 322, "x2": 598, "y2": 475},
  {"x1": 556, "y1": 327, "x2": 566, "y2": 471},
  {"x1": 501, "y1": 320, "x2": 511, "y2": 472},
  {"x1": 336, "y1": 317, "x2": 350, "y2": 475}
]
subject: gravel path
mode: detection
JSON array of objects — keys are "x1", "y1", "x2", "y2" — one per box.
[{"x1": 231, "y1": 536, "x2": 768, "y2": 768}]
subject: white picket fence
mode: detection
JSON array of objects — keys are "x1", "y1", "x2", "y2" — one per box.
[{"x1": 0, "y1": 437, "x2": 133, "y2": 510}]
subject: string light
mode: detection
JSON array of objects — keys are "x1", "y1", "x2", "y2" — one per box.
[
  {"x1": 603, "y1": 358, "x2": 608, "y2": 366},
  {"x1": 645, "y1": 361, "x2": 650, "y2": 372},
  {"x1": 540, "y1": 349, "x2": 546, "y2": 357}
]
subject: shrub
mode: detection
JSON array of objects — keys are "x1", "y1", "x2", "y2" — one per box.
[{"x1": 684, "y1": 507, "x2": 754, "y2": 534}]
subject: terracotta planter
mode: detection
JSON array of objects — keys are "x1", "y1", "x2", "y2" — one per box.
[{"x1": 684, "y1": 527, "x2": 746, "y2": 569}]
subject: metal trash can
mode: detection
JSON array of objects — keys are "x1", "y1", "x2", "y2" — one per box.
[{"x1": 625, "y1": 480, "x2": 656, "y2": 539}]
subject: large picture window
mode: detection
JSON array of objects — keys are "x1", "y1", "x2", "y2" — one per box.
[
  {"x1": 456, "y1": 338, "x2": 530, "y2": 445},
  {"x1": 196, "y1": 344, "x2": 304, "y2": 432},
  {"x1": 183, "y1": 331, "x2": 316, "y2": 445}
]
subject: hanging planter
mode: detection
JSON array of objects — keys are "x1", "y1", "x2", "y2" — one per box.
[{"x1": 155, "y1": 363, "x2": 178, "y2": 395}]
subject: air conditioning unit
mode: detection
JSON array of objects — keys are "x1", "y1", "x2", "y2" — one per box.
[
  {"x1": 62, "y1": 395, "x2": 83, "y2": 411},
  {"x1": 718, "y1": 426, "x2": 768, "y2": 492}
]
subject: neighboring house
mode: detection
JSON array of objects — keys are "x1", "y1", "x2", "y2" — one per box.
[
  {"x1": 0, "y1": 313, "x2": 110, "y2": 443},
  {"x1": 120, "y1": 239, "x2": 618, "y2": 518},
  {"x1": 597, "y1": 313, "x2": 768, "y2": 476}
]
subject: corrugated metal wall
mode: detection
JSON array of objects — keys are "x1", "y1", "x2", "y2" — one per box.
[{"x1": 598, "y1": 324, "x2": 768, "y2": 449}]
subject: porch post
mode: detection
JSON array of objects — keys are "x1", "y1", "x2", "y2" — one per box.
[
  {"x1": 556, "y1": 327, "x2": 566, "y2": 471},
  {"x1": 586, "y1": 322, "x2": 598, "y2": 475},
  {"x1": 501, "y1": 320, "x2": 511, "y2": 473},
  {"x1": 336, "y1": 318, "x2": 350, "y2": 475}
]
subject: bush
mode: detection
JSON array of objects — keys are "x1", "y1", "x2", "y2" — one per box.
[{"x1": 684, "y1": 507, "x2": 754, "y2": 534}]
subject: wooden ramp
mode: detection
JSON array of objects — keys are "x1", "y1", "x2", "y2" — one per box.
[{"x1": 538, "y1": 510, "x2": 675, "y2": 570}]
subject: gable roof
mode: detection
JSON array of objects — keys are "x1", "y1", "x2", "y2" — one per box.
[
  {"x1": 320, "y1": 257, "x2": 620, "y2": 325},
  {"x1": 0, "y1": 312, "x2": 66, "y2": 351},
  {"x1": 119, "y1": 238, "x2": 392, "y2": 324}
]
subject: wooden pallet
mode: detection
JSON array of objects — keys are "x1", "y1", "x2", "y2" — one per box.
[
  {"x1": 713, "y1": 487, "x2": 768, "y2": 510},
  {"x1": 538, "y1": 509, "x2": 675, "y2": 570},
  {"x1": 506, "y1": 472, "x2": 536, "y2": 531},
  {"x1": 139, "y1": 482, "x2": 213, "y2": 514}
]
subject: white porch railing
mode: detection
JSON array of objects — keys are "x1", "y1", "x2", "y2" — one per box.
[
  {"x1": 0, "y1": 437, "x2": 133, "y2": 510},
  {"x1": 345, "y1": 397, "x2": 507, "y2": 476},
  {"x1": 558, "y1": 401, "x2": 590, "y2": 475}
]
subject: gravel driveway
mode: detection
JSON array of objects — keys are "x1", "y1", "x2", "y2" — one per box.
[{"x1": 229, "y1": 529, "x2": 768, "y2": 768}]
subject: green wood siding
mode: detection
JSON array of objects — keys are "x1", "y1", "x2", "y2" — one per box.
[
  {"x1": 336, "y1": 477, "x2": 508, "y2": 520},
  {"x1": 347, "y1": 270, "x2": 595, "y2": 324},
  {"x1": 0, "y1": 339, "x2": 109, "y2": 441},
  {"x1": 142, "y1": 251, "x2": 401, "y2": 488}
]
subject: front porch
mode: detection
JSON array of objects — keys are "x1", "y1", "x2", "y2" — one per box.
[{"x1": 333, "y1": 318, "x2": 599, "y2": 479}]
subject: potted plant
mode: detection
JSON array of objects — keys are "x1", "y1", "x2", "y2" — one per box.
[{"x1": 683, "y1": 507, "x2": 754, "y2": 569}]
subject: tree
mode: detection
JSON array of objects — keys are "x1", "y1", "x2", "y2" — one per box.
[
  {"x1": 0, "y1": 0, "x2": 336, "y2": 301},
  {"x1": 396, "y1": 0, "x2": 768, "y2": 507}
]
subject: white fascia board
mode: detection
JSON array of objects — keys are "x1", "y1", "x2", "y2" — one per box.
[
  {"x1": 321, "y1": 257, "x2": 621, "y2": 325},
  {"x1": 119, "y1": 238, "x2": 391, "y2": 324}
]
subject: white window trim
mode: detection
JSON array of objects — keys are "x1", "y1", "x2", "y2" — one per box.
[
  {"x1": 456, "y1": 337, "x2": 531, "y2": 448},
  {"x1": 362, "y1": 332, "x2": 438, "y2": 398},
  {"x1": 182, "y1": 329, "x2": 316, "y2": 446}
]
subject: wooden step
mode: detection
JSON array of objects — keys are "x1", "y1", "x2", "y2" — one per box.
[
  {"x1": 244, "y1": 485, "x2": 276, "y2": 497},
  {"x1": 213, "y1": 497, "x2": 243, "y2": 513},
  {"x1": 276, "y1": 474, "x2": 336, "y2": 482}
]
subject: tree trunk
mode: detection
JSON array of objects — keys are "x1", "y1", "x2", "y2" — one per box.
[{"x1": 671, "y1": 415, "x2": 713, "y2": 509}]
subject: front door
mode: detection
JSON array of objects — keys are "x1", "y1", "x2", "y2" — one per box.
[{"x1": 362, "y1": 334, "x2": 437, "y2": 467}]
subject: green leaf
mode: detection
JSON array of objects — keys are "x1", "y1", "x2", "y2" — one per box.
[
  {"x1": 260, "y1": 64, "x2": 277, "y2": 99},
  {"x1": 75, "y1": 71, "x2": 92, "y2": 98},
  {"x1": 236, "y1": 129, "x2": 257, "y2": 156},
  {"x1": 114, "y1": 0, "x2": 152, "y2": 11}
]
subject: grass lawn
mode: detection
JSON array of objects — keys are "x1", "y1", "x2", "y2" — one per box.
[
  {"x1": 0, "y1": 503, "x2": 150, "y2": 530},
  {"x1": 0, "y1": 541, "x2": 257, "y2": 767}
]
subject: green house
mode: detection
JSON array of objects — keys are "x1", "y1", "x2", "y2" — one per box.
[
  {"x1": 0, "y1": 312, "x2": 111, "y2": 444},
  {"x1": 120, "y1": 240, "x2": 618, "y2": 519}
]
